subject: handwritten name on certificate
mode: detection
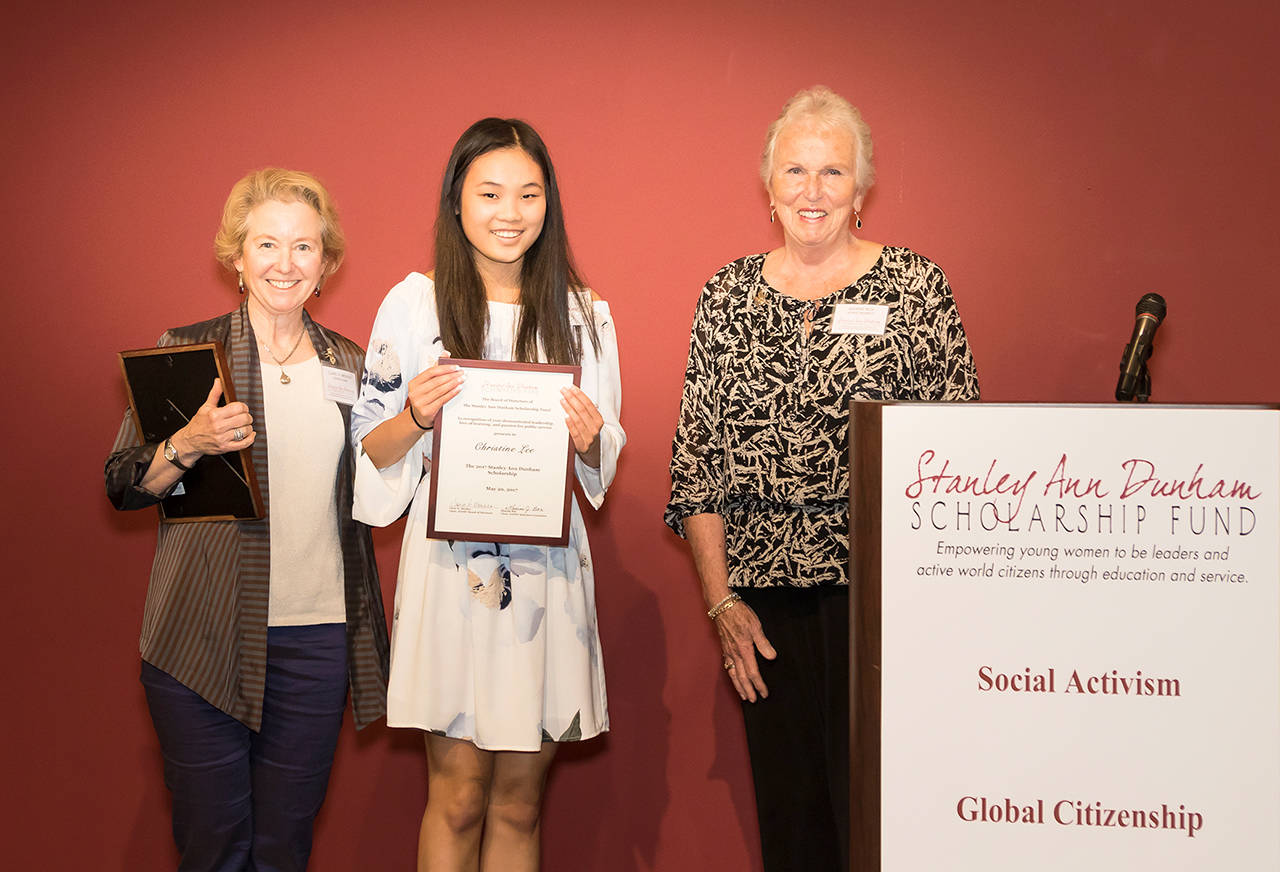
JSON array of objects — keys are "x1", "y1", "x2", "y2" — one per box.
[{"x1": 426, "y1": 359, "x2": 580, "y2": 546}]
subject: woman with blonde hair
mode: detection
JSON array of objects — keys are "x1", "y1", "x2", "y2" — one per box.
[{"x1": 106, "y1": 168, "x2": 389, "y2": 872}]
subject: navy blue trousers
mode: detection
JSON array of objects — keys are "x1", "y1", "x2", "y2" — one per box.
[
  {"x1": 737, "y1": 586, "x2": 850, "y2": 872},
  {"x1": 141, "y1": 623, "x2": 348, "y2": 872}
]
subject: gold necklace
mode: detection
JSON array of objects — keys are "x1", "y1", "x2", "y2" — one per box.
[{"x1": 262, "y1": 330, "x2": 306, "y2": 384}]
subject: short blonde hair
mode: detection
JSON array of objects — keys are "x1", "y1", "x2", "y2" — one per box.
[
  {"x1": 213, "y1": 167, "x2": 345, "y2": 274},
  {"x1": 760, "y1": 86, "x2": 876, "y2": 196}
]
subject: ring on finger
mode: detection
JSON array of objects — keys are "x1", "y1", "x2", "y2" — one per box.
[
  {"x1": 723, "y1": 658, "x2": 734, "y2": 671},
  {"x1": 233, "y1": 427, "x2": 245, "y2": 441}
]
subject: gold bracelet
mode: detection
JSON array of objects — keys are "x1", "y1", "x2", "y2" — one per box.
[{"x1": 707, "y1": 592, "x2": 742, "y2": 621}]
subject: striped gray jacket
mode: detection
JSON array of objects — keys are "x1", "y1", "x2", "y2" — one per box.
[{"x1": 106, "y1": 302, "x2": 390, "y2": 730}]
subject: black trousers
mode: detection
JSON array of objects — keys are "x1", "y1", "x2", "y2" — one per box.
[{"x1": 737, "y1": 585, "x2": 850, "y2": 872}]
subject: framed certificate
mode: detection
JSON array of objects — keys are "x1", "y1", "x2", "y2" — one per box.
[
  {"x1": 118, "y1": 341, "x2": 264, "y2": 522},
  {"x1": 426, "y1": 359, "x2": 581, "y2": 546}
]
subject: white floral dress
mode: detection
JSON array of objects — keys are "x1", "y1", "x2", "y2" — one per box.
[{"x1": 351, "y1": 273, "x2": 623, "y2": 751}]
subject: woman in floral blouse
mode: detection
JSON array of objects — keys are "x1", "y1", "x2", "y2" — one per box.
[{"x1": 665, "y1": 86, "x2": 978, "y2": 871}]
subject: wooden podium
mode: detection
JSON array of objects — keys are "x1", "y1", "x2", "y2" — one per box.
[{"x1": 848, "y1": 402, "x2": 1279, "y2": 871}]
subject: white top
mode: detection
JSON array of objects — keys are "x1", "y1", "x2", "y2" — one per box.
[
  {"x1": 262, "y1": 356, "x2": 347, "y2": 627},
  {"x1": 351, "y1": 272, "x2": 622, "y2": 523},
  {"x1": 349, "y1": 272, "x2": 624, "y2": 750}
]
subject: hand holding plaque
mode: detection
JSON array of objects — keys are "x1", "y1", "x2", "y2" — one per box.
[
  {"x1": 426, "y1": 359, "x2": 581, "y2": 546},
  {"x1": 118, "y1": 341, "x2": 264, "y2": 521}
]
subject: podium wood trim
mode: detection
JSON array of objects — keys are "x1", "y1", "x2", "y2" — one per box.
[{"x1": 849, "y1": 400, "x2": 883, "y2": 872}]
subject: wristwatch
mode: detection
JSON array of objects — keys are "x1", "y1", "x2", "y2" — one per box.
[{"x1": 163, "y1": 437, "x2": 191, "y2": 471}]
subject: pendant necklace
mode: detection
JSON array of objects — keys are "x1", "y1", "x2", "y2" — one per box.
[{"x1": 262, "y1": 330, "x2": 306, "y2": 384}]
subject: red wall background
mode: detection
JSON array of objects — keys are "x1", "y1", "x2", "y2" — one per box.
[{"x1": 3, "y1": 0, "x2": 1278, "y2": 868}]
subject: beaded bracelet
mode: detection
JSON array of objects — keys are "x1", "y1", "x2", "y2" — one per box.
[{"x1": 707, "y1": 592, "x2": 742, "y2": 621}]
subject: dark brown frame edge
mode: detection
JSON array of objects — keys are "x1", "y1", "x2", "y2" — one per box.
[
  {"x1": 118, "y1": 341, "x2": 265, "y2": 523},
  {"x1": 849, "y1": 400, "x2": 883, "y2": 872},
  {"x1": 426, "y1": 358, "x2": 581, "y2": 546}
]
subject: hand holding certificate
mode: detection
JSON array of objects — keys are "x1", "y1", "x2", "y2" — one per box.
[{"x1": 426, "y1": 359, "x2": 581, "y2": 546}]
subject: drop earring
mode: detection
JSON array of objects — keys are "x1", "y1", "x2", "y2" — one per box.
[
  {"x1": 314, "y1": 282, "x2": 322, "y2": 298},
  {"x1": 769, "y1": 206, "x2": 776, "y2": 224},
  {"x1": 854, "y1": 211, "x2": 863, "y2": 230},
  {"x1": 238, "y1": 271, "x2": 245, "y2": 294}
]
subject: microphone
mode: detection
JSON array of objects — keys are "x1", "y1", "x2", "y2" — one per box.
[{"x1": 1115, "y1": 293, "x2": 1166, "y2": 401}]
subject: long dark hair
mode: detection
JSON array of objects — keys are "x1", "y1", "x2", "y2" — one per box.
[{"x1": 434, "y1": 117, "x2": 599, "y2": 365}]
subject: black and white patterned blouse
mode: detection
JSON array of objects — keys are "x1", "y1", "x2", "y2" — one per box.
[{"x1": 664, "y1": 247, "x2": 979, "y2": 588}]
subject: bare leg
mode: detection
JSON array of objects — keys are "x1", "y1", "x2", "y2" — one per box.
[
  {"x1": 479, "y1": 743, "x2": 557, "y2": 872},
  {"x1": 420, "y1": 734, "x2": 495, "y2": 872}
]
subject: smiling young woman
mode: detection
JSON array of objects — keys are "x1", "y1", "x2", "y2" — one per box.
[
  {"x1": 350, "y1": 118, "x2": 625, "y2": 872},
  {"x1": 456, "y1": 146, "x2": 548, "y2": 299}
]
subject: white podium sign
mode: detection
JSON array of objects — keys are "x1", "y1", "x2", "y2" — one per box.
[{"x1": 876, "y1": 404, "x2": 1279, "y2": 871}]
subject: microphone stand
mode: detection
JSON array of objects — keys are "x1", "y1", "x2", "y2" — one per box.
[
  {"x1": 1133, "y1": 358, "x2": 1151, "y2": 403},
  {"x1": 1116, "y1": 340, "x2": 1154, "y2": 402}
]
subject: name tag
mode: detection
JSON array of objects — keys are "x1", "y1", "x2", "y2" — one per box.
[
  {"x1": 322, "y1": 366, "x2": 359, "y2": 405},
  {"x1": 831, "y1": 303, "x2": 890, "y2": 335}
]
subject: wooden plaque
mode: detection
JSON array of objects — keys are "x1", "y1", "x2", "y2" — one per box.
[{"x1": 118, "y1": 342, "x2": 264, "y2": 522}]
